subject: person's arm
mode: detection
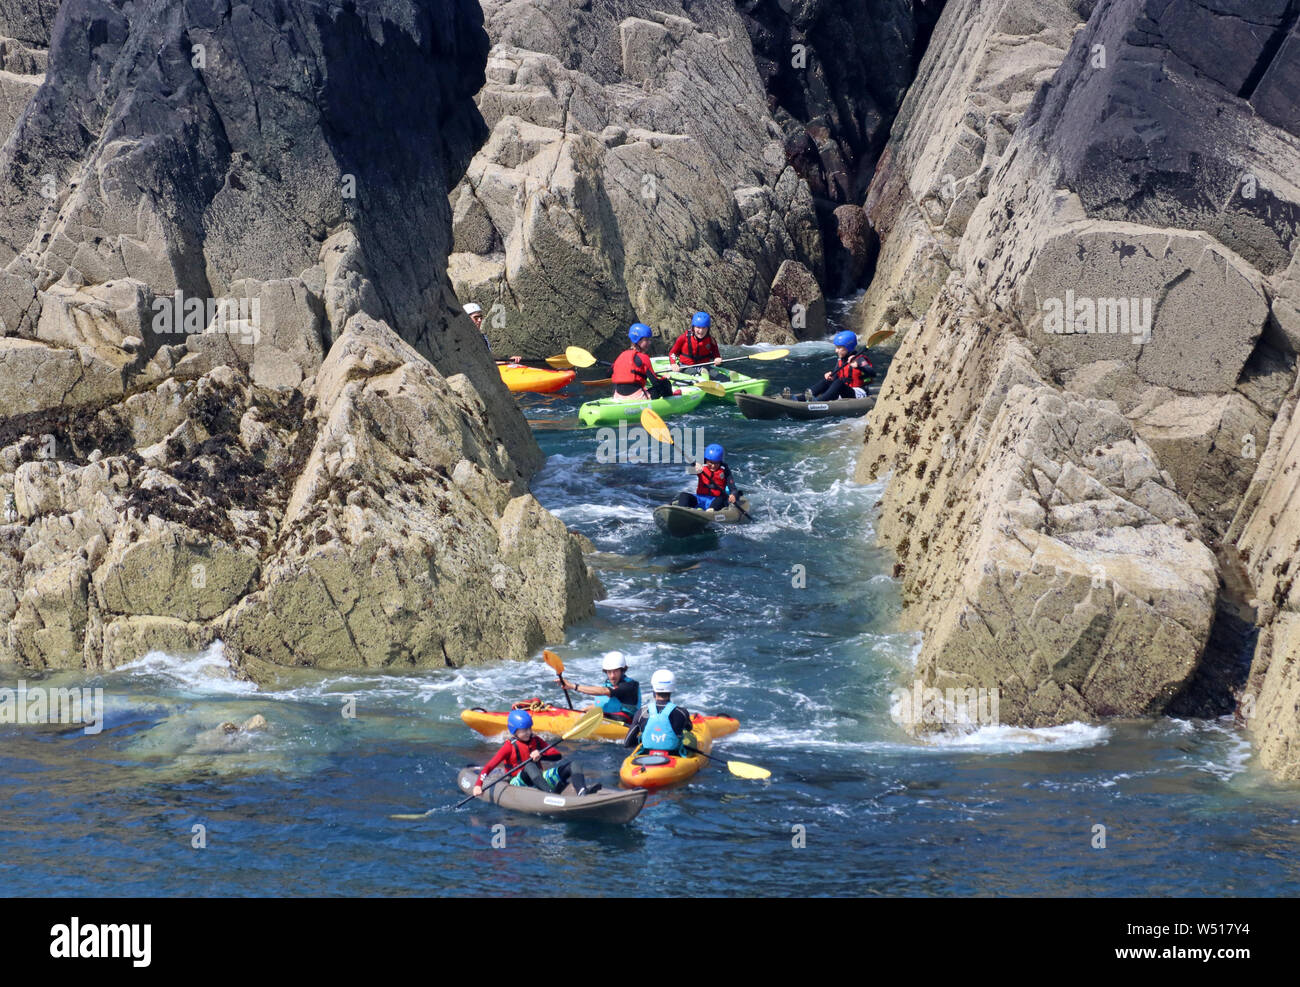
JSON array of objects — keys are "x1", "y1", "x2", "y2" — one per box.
[
  {"x1": 561, "y1": 679, "x2": 611, "y2": 696},
  {"x1": 624, "y1": 710, "x2": 645, "y2": 748},
  {"x1": 668, "y1": 335, "x2": 685, "y2": 364},
  {"x1": 476, "y1": 743, "x2": 511, "y2": 788},
  {"x1": 673, "y1": 708, "x2": 693, "y2": 739}
]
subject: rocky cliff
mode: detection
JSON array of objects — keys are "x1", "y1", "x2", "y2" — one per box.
[
  {"x1": 0, "y1": 0, "x2": 599, "y2": 679},
  {"x1": 857, "y1": 0, "x2": 1300, "y2": 775},
  {"x1": 447, "y1": 0, "x2": 939, "y2": 356}
]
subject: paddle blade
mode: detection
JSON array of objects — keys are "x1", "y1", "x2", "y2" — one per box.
[
  {"x1": 866, "y1": 329, "x2": 896, "y2": 348},
  {"x1": 565, "y1": 345, "x2": 598, "y2": 368},
  {"x1": 694, "y1": 380, "x2": 727, "y2": 397},
  {"x1": 542, "y1": 649, "x2": 564, "y2": 675},
  {"x1": 641, "y1": 408, "x2": 673, "y2": 444},
  {"x1": 747, "y1": 348, "x2": 789, "y2": 361},
  {"x1": 390, "y1": 810, "x2": 434, "y2": 820},
  {"x1": 562, "y1": 706, "x2": 605, "y2": 740},
  {"x1": 583, "y1": 377, "x2": 613, "y2": 387},
  {"x1": 546, "y1": 355, "x2": 574, "y2": 370},
  {"x1": 726, "y1": 760, "x2": 771, "y2": 780}
]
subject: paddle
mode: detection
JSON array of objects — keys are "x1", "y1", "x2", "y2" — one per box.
[
  {"x1": 543, "y1": 649, "x2": 574, "y2": 710},
  {"x1": 583, "y1": 373, "x2": 726, "y2": 396},
  {"x1": 453, "y1": 706, "x2": 604, "y2": 810},
  {"x1": 715, "y1": 348, "x2": 789, "y2": 365},
  {"x1": 682, "y1": 743, "x2": 771, "y2": 780},
  {"x1": 546, "y1": 354, "x2": 575, "y2": 370},
  {"x1": 641, "y1": 408, "x2": 672, "y2": 444},
  {"x1": 866, "y1": 329, "x2": 896, "y2": 348}
]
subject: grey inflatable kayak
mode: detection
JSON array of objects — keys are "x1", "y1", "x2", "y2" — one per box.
[
  {"x1": 653, "y1": 497, "x2": 751, "y2": 536},
  {"x1": 456, "y1": 767, "x2": 647, "y2": 824},
  {"x1": 735, "y1": 391, "x2": 876, "y2": 420}
]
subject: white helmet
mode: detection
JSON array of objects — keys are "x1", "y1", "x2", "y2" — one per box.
[
  {"x1": 463, "y1": 302, "x2": 482, "y2": 315},
  {"x1": 650, "y1": 669, "x2": 675, "y2": 694},
  {"x1": 601, "y1": 651, "x2": 628, "y2": 671}
]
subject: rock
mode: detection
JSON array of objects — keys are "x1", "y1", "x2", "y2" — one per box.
[{"x1": 750, "y1": 260, "x2": 826, "y2": 344}]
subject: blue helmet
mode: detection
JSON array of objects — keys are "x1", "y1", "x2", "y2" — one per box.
[
  {"x1": 629, "y1": 323, "x2": 654, "y2": 343},
  {"x1": 691, "y1": 311, "x2": 712, "y2": 330},
  {"x1": 506, "y1": 709, "x2": 533, "y2": 733},
  {"x1": 705, "y1": 443, "x2": 724, "y2": 462},
  {"x1": 833, "y1": 330, "x2": 858, "y2": 350}
]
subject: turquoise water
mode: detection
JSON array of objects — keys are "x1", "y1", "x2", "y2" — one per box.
[{"x1": 3, "y1": 340, "x2": 1299, "y2": 897}]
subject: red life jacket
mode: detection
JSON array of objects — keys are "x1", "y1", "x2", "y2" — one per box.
[
  {"x1": 697, "y1": 463, "x2": 731, "y2": 498},
  {"x1": 670, "y1": 331, "x2": 720, "y2": 365},
  {"x1": 612, "y1": 348, "x2": 655, "y2": 386},
  {"x1": 834, "y1": 352, "x2": 874, "y2": 389}
]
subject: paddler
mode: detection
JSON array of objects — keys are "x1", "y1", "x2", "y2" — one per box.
[
  {"x1": 558, "y1": 651, "x2": 641, "y2": 724},
  {"x1": 471, "y1": 709, "x2": 599, "y2": 798},
  {"x1": 675, "y1": 443, "x2": 739, "y2": 511},
  {"x1": 788, "y1": 330, "x2": 873, "y2": 401},
  {"x1": 464, "y1": 301, "x2": 522, "y2": 364},
  {"x1": 667, "y1": 311, "x2": 724, "y2": 379},
  {"x1": 611, "y1": 323, "x2": 677, "y2": 401},
  {"x1": 624, "y1": 669, "x2": 695, "y2": 756}
]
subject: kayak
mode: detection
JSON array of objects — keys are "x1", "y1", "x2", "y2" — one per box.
[
  {"x1": 650, "y1": 358, "x2": 768, "y2": 403},
  {"x1": 498, "y1": 363, "x2": 575, "y2": 394},
  {"x1": 620, "y1": 723, "x2": 712, "y2": 791},
  {"x1": 456, "y1": 766, "x2": 647, "y2": 823},
  {"x1": 653, "y1": 497, "x2": 751, "y2": 536},
  {"x1": 461, "y1": 704, "x2": 739, "y2": 743},
  {"x1": 735, "y1": 391, "x2": 876, "y2": 421},
  {"x1": 577, "y1": 387, "x2": 705, "y2": 427}
]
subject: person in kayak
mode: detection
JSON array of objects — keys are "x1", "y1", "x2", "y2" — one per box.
[
  {"x1": 558, "y1": 652, "x2": 641, "y2": 724},
  {"x1": 788, "y1": 330, "x2": 873, "y2": 401},
  {"x1": 675, "y1": 443, "x2": 739, "y2": 510},
  {"x1": 472, "y1": 709, "x2": 598, "y2": 797},
  {"x1": 624, "y1": 669, "x2": 695, "y2": 756},
  {"x1": 464, "y1": 302, "x2": 522, "y2": 364},
  {"x1": 612, "y1": 322, "x2": 677, "y2": 401},
  {"x1": 667, "y1": 311, "x2": 724, "y2": 378}
]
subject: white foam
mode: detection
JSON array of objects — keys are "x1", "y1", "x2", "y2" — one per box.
[
  {"x1": 922, "y1": 721, "x2": 1112, "y2": 752},
  {"x1": 114, "y1": 641, "x2": 258, "y2": 696}
]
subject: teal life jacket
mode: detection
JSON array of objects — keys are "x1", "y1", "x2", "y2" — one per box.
[
  {"x1": 600, "y1": 676, "x2": 640, "y2": 718},
  {"x1": 642, "y1": 700, "x2": 680, "y2": 753}
]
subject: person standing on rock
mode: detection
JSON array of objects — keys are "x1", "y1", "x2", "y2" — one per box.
[
  {"x1": 667, "y1": 311, "x2": 724, "y2": 379},
  {"x1": 557, "y1": 652, "x2": 641, "y2": 724},
  {"x1": 611, "y1": 323, "x2": 676, "y2": 401},
  {"x1": 464, "y1": 302, "x2": 522, "y2": 364},
  {"x1": 789, "y1": 330, "x2": 873, "y2": 401},
  {"x1": 471, "y1": 709, "x2": 598, "y2": 798},
  {"x1": 623, "y1": 669, "x2": 695, "y2": 757}
]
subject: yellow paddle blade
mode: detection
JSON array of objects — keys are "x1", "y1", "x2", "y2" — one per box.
[
  {"x1": 726, "y1": 760, "x2": 771, "y2": 780},
  {"x1": 562, "y1": 706, "x2": 605, "y2": 740},
  {"x1": 866, "y1": 329, "x2": 896, "y2": 348},
  {"x1": 542, "y1": 649, "x2": 564, "y2": 675},
  {"x1": 546, "y1": 354, "x2": 574, "y2": 369},
  {"x1": 641, "y1": 408, "x2": 672, "y2": 444},
  {"x1": 390, "y1": 811, "x2": 433, "y2": 820},
  {"x1": 693, "y1": 379, "x2": 727, "y2": 397},
  {"x1": 747, "y1": 348, "x2": 789, "y2": 361},
  {"x1": 565, "y1": 345, "x2": 598, "y2": 368}
]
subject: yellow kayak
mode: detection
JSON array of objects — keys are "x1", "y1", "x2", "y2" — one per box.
[
  {"x1": 619, "y1": 723, "x2": 711, "y2": 790},
  {"x1": 498, "y1": 363, "x2": 575, "y2": 394},
  {"x1": 461, "y1": 703, "x2": 738, "y2": 743}
]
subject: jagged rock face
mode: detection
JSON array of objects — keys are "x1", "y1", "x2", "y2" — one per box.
[
  {"x1": 735, "y1": 0, "x2": 943, "y2": 294},
  {"x1": 448, "y1": 0, "x2": 825, "y2": 358},
  {"x1": 856, "y1": 0, "x2": 1300, "y2": 750},
  {"x1": 0, "y1": 0, "x2": 601, "y2": 679}
]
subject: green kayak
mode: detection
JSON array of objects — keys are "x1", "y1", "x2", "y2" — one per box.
[
  {"x1": 650, "y1": 358, "x2": 768, "y2": 403},
  {"x1": 578, "y1": 387, "x2": 705, "y2": 427}
]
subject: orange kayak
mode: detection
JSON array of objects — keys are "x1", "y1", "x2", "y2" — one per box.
[
  {"x1": 461, "y1": 703, "x2": 738, "y2": 743},
  {"x1": 619, "y1": 723, "x2": 712, "y2": 790},
  {"x1": 498, "y1": 364, "x2": 575, "y2": 393}
]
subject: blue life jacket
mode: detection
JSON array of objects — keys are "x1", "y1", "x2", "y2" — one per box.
[
  {"x1": 642, "y1": 700, "x2": 680, "y2": 752},
  {"x1": 601, "y1": 676, "x2": 640, "y2": 718}
]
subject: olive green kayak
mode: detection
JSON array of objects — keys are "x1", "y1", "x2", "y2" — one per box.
[
  {"x1": 578, "y1": 386, "x2": 705, "y2": 427},
  {"x1": 651, "y1": 357, "x2": 768, "y2": 402},
  {"x1": 456, "y1": 767, "x2": 647, "y2": 823},
  {"x1": 653, "y1": 497, "x2": 752, "y2": 536}
]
